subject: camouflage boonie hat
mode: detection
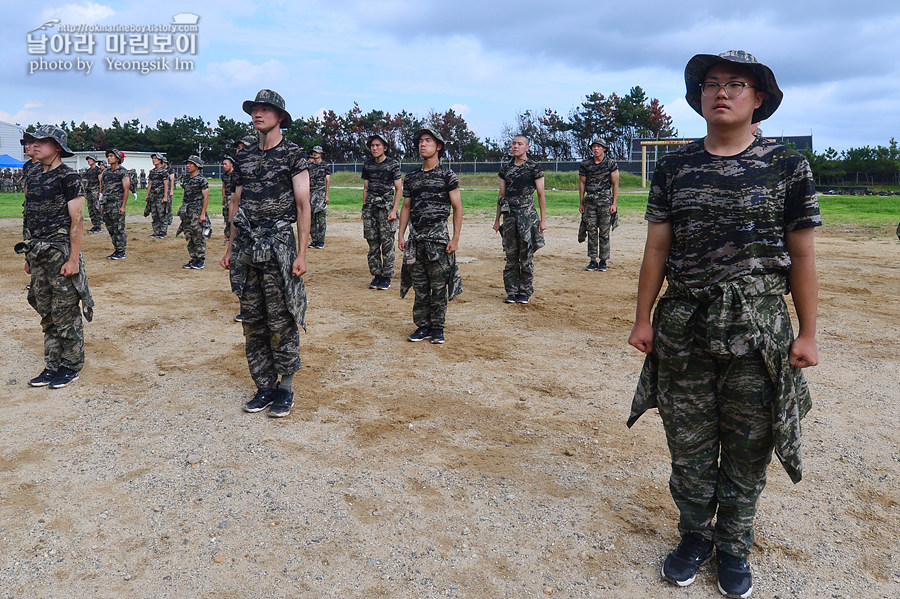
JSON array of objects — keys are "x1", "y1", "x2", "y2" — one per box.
[
  {"x1": 150, "y1": 152, "x2": 165, "y2": 160},
  {"x1": 24, "y1": 125, "x2": 75, "y2": 157},
  {"x1": 413, "y1": 127, "x2": 446, "y2": 156},
  {"x1": 106, "y1": 148, "x2": 125, "y2": 163},
  {"x1": 684, "y1": 50, "x2": 783, "y2": 123},
  {"x1": 86, "y1": 154, "x2": 98, "y2": 162},
  {"x1": 311, "y1": 145, "x2": 324, "y2": 154},
  {"x1": 589, "y1": 137, "x2": 609, "y2": 149},
  {"x1": 367, "y1": 133, "x2": 390, "y2": 149},
  {"x1": 185, "y1": 155, "x2": 203, "y2": 168},
  {"x1": 242, "y1": 89, "x2": 292, "y2": 128}
]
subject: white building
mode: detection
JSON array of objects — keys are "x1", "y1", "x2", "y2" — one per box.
[
  {"x1": 0, "y1": 120, "x2": 26, "y2": 161},
  {"x1": 66, "y1": 151, "x2": 157, "y2": 181}
]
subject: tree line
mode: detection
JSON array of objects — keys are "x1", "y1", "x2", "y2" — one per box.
[
  {"x1": 802, "y1": 139, "x2": 900, "y2": 185},
  {"x1": 26, "y1": 86, "x2": 675, "y2": 164}
]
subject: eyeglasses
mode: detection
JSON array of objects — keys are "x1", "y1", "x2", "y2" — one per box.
[{"x1": 699, "y1": 81, "x2": 756, "y2": 98}]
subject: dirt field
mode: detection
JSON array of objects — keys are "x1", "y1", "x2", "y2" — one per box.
[{"x1": 1, "y1": 210, "x2": 898, "y2": 599}]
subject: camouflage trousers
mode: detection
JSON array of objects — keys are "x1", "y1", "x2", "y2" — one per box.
[
  {"x1": 148, "y1": 191, "x2": 168, "y2": 236},
  {"x1": 181, "y1": 204, "x2": 207, "y2": 260},
  {"x1": 222, "y1": 193, "x2": 232, "y2": 239},
  {"x1": 407, "y1": 239, "x2": 453, "y2": 329},
  {"x1": 166, "y1": 195, "x2": 174, "y2": 225},
  {"x1": 84, "y1": 186, "x2": 102, "y2": 228},
  {"x1": 656, "y1": 312, "x2": 775, "y2": 559},
  {"x1": 583, "y1": 198, "x2": 612, "y2": 260},
  {"x1": 28, "y1": 245, "x2": 86, "y2": 372},
  {"x1": 101, "y1": 196, "x2": 127, "y2": 251},
  {"x1": 310, "y1": 208, "x2": 326, "y2": 246},
  {"x1": 362, "y1": 204, "x2": 398, "y2": 277},
  {"x1": 239, "y1": 258, "x2": 301, "y2": 390},
  {"x1": 500, "y1": 213, "x2": 535, "y2": 297}
]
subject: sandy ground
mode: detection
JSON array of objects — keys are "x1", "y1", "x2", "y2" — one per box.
[{"x1": 1, "y1": 210, "x2": 898, "y2": 599}]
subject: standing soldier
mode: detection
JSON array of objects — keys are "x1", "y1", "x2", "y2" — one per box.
[
  {"x1": 307, "y1": 145, "x2": 330, "y2": 249},
  {"x1": 361, "y1": 133, "x2": 402, "y2": 290},
  {"x1": 164, "y1": 158, "x2": 176, "y2": 227},
  {"x1": 627, "y1": 50, "x2": 820, "y2": 598},
  {"x1": 139, "y1": 168, "x2": 147, "y2": 189},
  {"x1": 19, "y1": 125, "x2": 94, "y2": 389},
  {"x1": 397, "y1": 128, "x2": 463, "y2": 345},
  {"x1": 222, "y1": 155, "x2": 236, "y2": 242},
  {"x1": 101, "y1": 149, "x2": 130, "y2": 259},
  {"x1": 83, "y1": 155, "x2": 103, "y2": 233},
  {"x1": 20, "y1": 137, "x2": 43, "y2": 239},
  {"x1": 493, "y1": 135, "x2": 548, "y2": 304},
  {"x1": 578, "y1": 138, "x2": 619, "y2": 271},
  {"x1": 178, "y1": 155, "x2": 210, "y2": 269},
  {"x1": 221, "y1": 89, "x2": 310, "y2": 418},
  {"x1": 145, "y1": 152, "x2": 170, "y2": 238}
]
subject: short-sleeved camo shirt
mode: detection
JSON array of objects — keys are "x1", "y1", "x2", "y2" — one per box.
[
  {"x1": 499, "y1": 158, "x2": 543, "y2": 203},
  {"x1": 309, "y1": 161, "x2": 329, "y2": 193},
  {"x1": 23, "y1": 160, "x2": 42, "y2": 189},
  {"x1": 362, "y1": 156, "x2": 401, "y2": 202},
  {"x1": 84, "y1": 166, "x2": 101, "y2": 189},
  {"x1": 221, "y1": 169, "x2": 234, "y2": 196},
  {"x1": 182, "y1": 173, "x2": 209, "y2": 205},
  {"x1": 646, "y1": 138, "x2": 821, "y2": 288},
  {"x1": 233, "y1": 138, "x2": 308, "y2": 223},
  {"x1": 579, "y1": 155, "x2": 618, "y2": 196},
  {"x1": 102, "y1": 166, "x2": 128, "y2": 199},
  {"x1": 148, "y1": 167, "x2": 167, "y2": 194},
  {"x1": 24, "y1": 163, "x2": 83, "y2": 240},
  {"x1": 403, "y1": 164, "x2": 459, "y2": 231}
]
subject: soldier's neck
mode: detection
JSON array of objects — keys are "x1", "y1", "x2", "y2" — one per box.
[{"x1": 258, "y1": 129, "x2": 283, "y2": 151}]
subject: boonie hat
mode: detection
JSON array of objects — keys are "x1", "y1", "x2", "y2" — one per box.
[
  {"x1": 106, "y1": 148, "x2": 125, "y2": 163},
  {"x1": 24, "y1": 125, "x2": 75, "y2": 158},
  {"x1": 185, "y1": 155, "x2": 203, "y2": 168},
  {"x1": 367, "y1": 133, "x2": 390, "y2": 149},
  {"x1": 589, "y1": 137, "x2": 609, "y2": 149},
  {"x1": 413, "y1": 127, "x2": 446, "y2": 155},
  {"x1": 242, "y1": 89, "x2": 292, "y2": 128},
  {"x1": 311, "y1": 145, "x2": 324, "y2": 154},
  {"x1": 684, "y1": 50, "x2": 783, "y2": 123}
]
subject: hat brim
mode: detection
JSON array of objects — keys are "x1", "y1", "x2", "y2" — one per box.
[
  {"x1": 186, "y1": 159, "x2": 203, "y2": 168},
  {"x1": 242, "y1": 100, "x2": 292, "y2": 128},
  {"x1": 24, "y1": 132, "x2": 74, "y2": 157},
  {"x1": 413, "y1": 128, "x2": 446, "y2": 155},
  {"x1": 684, "y1": 53, "x2": 783, "y2": 123},
  {"x1": 367, "y1": 134, "x2": 390, "y2": 149}
]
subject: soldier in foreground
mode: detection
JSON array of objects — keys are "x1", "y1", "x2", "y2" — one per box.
[
  {"x1": 83, "y1": 155, "x2": 103, "y2": 233},
  {"x1": 578, "y1": 137, "x2": 619, "y2": 271},
  {"x1": 397, "y1": 128, "x2": 463, "y2": 345},
  {"x1": 145, "y1": 152, "x2": 170, "y2": 238},
  {"x1": 361, "y1": 133, "x2": 402, "y2": 290},
  {"x1": 493, "y1": 135, "x2": 547, "y2": 304},
  {"x1": 20, "y1": 126, "x2": 93, "y2": 389},
  {"x1": 627, "y1": 51, "x2": 820, "y2": 598},
  {"x1": 307, "y1": 145, "x2": 330, "y2": 249},
  {"x1": 101, "y1": 149, "x2": 130, "y2": 260},
  {"x1": 221, "y1": 89, "x2": 310, "y2": 418},
  {"x1": 178, "y1": 155, "x2": 210, "y2": 269}
]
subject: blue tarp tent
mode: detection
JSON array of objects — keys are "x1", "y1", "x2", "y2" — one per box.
[{"x1": 0, "y1": 154, "x2": 25, "y2": 168}]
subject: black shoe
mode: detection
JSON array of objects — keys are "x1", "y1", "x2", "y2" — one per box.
[
  {"x1": 717, "y1": 550, "x2": 753, "y2": 598},
  {"x1": 308, "y1": 242, "x2": 316, "y2": 248},
  {"x1": 29, "y1": 368, "x2": 56, "y2": 387},
  {"x1": 48, "y1": 366, "x2": 79, "y2": 389},
  {"x1": 597, "y1": 259, "x2": 608, "y2": 272},
  {"x1": 110, "y1": 250, "x2": 126, "y2": 260},
  {"x1": 504, "y1": 294, "x2": 518, "y2": 303},
  {"x1": 314, "y1": 242, "x2": 325, "y2": 249},
  {"x1": 88, "y1": 226, "x2": 102, "y2": 233},
  {"x1": 150, "y1": 233, "x2": 159, "y2": 239},
  {"x1": 369, "y1": 277, "x2": 380, "y2": 289},
  {"x1": 267, "y1": 388, "x2": 294, "y2": 418},
  {"x1": 183, "y1": 260, "x2": 195, "y2": 269},
  {"x1": 430, "y1": 329, "x2": 445, "y2": 344},
  {"x1": 376, "y1": 277, "x2": 391, "y2": 290},
  {"x1": 106, "y1": 252, "x2": 117, "y2": 260},
  {"x1": 407, "y1": 326, "x2": 431, "y2": 342},
  {"x1": 234, "y1": 314, "x2": 243, "y2": 323},
  {"x1": 585, "y1": 260, "x2": 600, "y2": 271},
  {"x1": 516, "y1": 294, "x2": 530, "y2": 304},
  {"x1": 662, "y1": 533, "x2": 714, "y2": 587},
  {"x1": 243, "y1": 388, "x2": 275, "y2": 413},
  {"x1": 191, "y1": 260, "x2": 205, "y2": 269},
  {"x1": 157, "y1": 233, "x2": 167, "y2": 239}
]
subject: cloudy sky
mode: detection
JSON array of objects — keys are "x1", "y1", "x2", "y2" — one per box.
[{"x1": 3, "y1": 0, "x2": 898, "y2": 154}]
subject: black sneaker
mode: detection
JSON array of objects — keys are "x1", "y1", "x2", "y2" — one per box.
[
  {"x1": 110, "y1": 250, "x2": 126, "y2": 260},
  {"x1": 661, "y1": 533, "x2": 714, "y2": 587},
  {"x1": 430, "y1": 329, "x2": 445, "y2": 344},
  {"x1": 234, "y1": 314, "x2": 243, "y2": 323},
  {"x1": 504, "y1": 294, "x2": 518, "y2": 303},
  {"x1": 314, "y1": 242, "x2": 325, "y2": 249},
  {"x1": 376, "y1": 277, "x2": 391, "y2": 290},
  {"x1": 407, "y1": 326, "x2": 431, "y2": 342},
  {"x1": 191, "y1": 260, "x2": 205, "y2": 270},
  {"x1": 369, "y1": 277, "x2": 380, "y2": 289},
  {"x1": 29, "y1": 368, "x2": 56, "y2": 387},
  {"x1": 585, "y1": 260, "x2": 600, "y2": 271},
  {"x1": 717, "y1": 550, "x2": 753, "y2": 598},
  {"x1": 597, "y1": 259, "x2": 608, "y2": 272},
  {"x1": 48, "y1": 366, "x2": 79, "y2": 389},
  {"x1": 150, "y1": 233, "x2": 159, "y2": 239},
  {"x1": 243, "y1": 388, "x2": 275, "y2": 413},
  {"x1": 308, "y1": 242, "x2": 316, "y2": 248},
  {"x1": 88, "y1": 226, "x2": 102, "y2": 233},
  {"x1": 106, "y1": 252, "x2": 117, "y2": 260},
  {"x1": 183, "y1": 260, "x2": 195, "y2": 269},
  {"x1": 267, "y1": 388, "x2": 294, "y2": 418},
  {"x1": 516, "y1": 294, "x2": 530, "y2": 304}
]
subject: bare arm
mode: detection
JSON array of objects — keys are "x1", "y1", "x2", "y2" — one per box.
[
  {"x1": 535, "y1": 176, "x2": 547, "y2": 232},
  {"x1": 397, "y1": 195, "x2": 411, "y2": 253},
  {"x1": 628, "y1": 221, "x2": 673, "y2": 354},
  {"x1": 389, "y1": 178, "x2": 402, "y2": 220},
  {"x1": 493, "y1": 179, "x2": 505, "y2": 232},
  {"x1": 292, "y1": 169, "x2": 311, "y2": 276},
  {"x1": 578, "y1": 175, "x2": 586, "y2": 213},
  {"x1": 144, "y1": 179, "x2": 153, "y2": 201},
  {"x1": 446, "y1": 187, "x2": 463, "y2": 253},
  {"x1": 61, "y1": 195, "x2": 85, "y2": 276},
  {"x1": 324, "y1": 174, "x2": 330, "y2": 203},
  {"x1": 199, "y1": 187, "x2": 210, "y2": 222},
  {"x1": 610, "y1": 170, "x2": 620, "y2": 213},
  {"x1": 120, "y1": 176, "x2": 130, "y2": 214},
  {"x1": 786, "y1": 227, "x2": 818, "y2": 368}
]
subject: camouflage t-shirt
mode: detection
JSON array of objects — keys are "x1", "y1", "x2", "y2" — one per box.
[
  {"x1": 102, "y1": 166, "x2": 129, "y2": 199},
  {"x1": 579, "y1": 155, "x2": 618, "y2": 196},
  {"x1": 233, "y1": 138, "x2": 308, "y2": 223},
  {"x1": 499, "y1": 158, "x2": 543, "y2": 202},
  {"x1": 84, "y1": 166, "x2": 101, "y2": 188},
  {"x1": 148, "y1": 166, "x2": 168, "y2": 194},
  {"x1": 646, "y1": 138, "x2": 821, "y2": 288},
  {"x1": 362, "y1": 156, "x2": 401, "y2": 202},
  {"x1": 403, "y1": 164, "x2": 459, "y2": 230},
  {"x1": 222, "y1": 170, "x2": 234, "y2": 196},
  {"x1": 308, "y1": 161, "x2": 329, "y2": 192},
  {"x1": 182, "y1": 174, "x2": 208, "y2": 205},
  {"x1": 167, "y1": 167, "x2": 176, "y2": 195},
  {"x1": 24, "y1": 163, "x2": 83, "y2": 240},
  {"x1": 23, "y1": 160, "x2": 42, "y2": 189}
]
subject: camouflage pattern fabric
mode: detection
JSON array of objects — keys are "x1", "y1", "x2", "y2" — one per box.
[
  {"x1": 310, "y1": 209, "x2": 326, "y2": 246},
  {"x1": 83, "y1": 166, "x2": 103, "y2": 228},
  {"x1": 362, "y1": 156, "x2": 401, "y2": 206},
  {"x1": 578, "y1": 193, "x2": 616, "y2": 260},
  {"x1": 233, "y1": 138, "x2": 308, "y2": 223},
  {"x1": 166, "y1": 167, "x2": 175, "y2": 225},
  {"x1": 403, "y1": 164, "x2": 458, "y2": 230},
  {"x1": 499, "y1": 203, "x2": 544, "y2": 297},
  {"x1": 101, "y1": 167, "x2": 128, "y2": 251},
  {"x1": 579, "y1": 155, "x2": 618, "y2": 195},
  {"x1": 308, "y1": 162, "x2": 329, "y2": 212},
  {"x1": 222, "y1": 169, "x2": 234, "y2": 239},
  {"x1": 139, "y1": 171, "x2": 147, "y2": 189},
  {"x1": 362, "y1": 203, "x2": 398, "y2": 277},
  {"x1": 177, "y1": 203, "x2": 207, "y2": 260},
  {"x1": 645, "y1": 138, "x2": 821, "y2": 287},
  {"x1": 147, "y1": 167, "x2": 169, "y2": 236},
  {"x1": 498, "y1": 158, "x2": 543, "y2": 203},
  {"x1": 23, "y1": 163, "x2": 81, "y2": 240},
  {"x1": 399, "y1": 221, "x2": 463, "y2": 329},
  {"x1": 181, "y1": 173, "x2": 208, "y2": 205}
]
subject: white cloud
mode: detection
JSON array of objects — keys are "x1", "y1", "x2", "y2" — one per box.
[
  {"x1": 41, "y1": 2, "x2": 115, "y2": 25},
  {"x1": 201, "y1": 59, "x2": 290, "y2": 90},
  {"x1": 450, "y1": 104, "x2": 470, "y2": 118}
]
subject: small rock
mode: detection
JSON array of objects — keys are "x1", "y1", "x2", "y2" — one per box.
[
  {"x1": 213, "y1": 553, "x2": 226, "y2": 563},
  {"x1": 124, "y1": 574, "x2": 131, "y2": 580},
  {"x1": 544, "y1": 588, "x2": 553, "y2": 595},
  {"x1": 462, "y1": 527, "x2": 470, "y2": 536},
  {"x1": 158, "y1": 371, "x2": 166, "y2": 377},
  {"x1": 563, "y1": 449, "x2": 576, "y2": 456},
  {"x1": 187, "y1": 454, "x2": 202, "y2": 465}
]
